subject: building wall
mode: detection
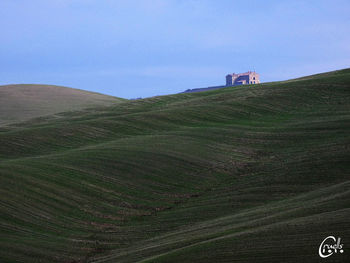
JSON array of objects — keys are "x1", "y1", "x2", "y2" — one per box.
[
  {"x1": 248, "y1": 72, "x2": 260, "y2": 84},
  {"x1": 226, "y1": 75, "x2": 233, "y2": 86},
  {"x1": 235, "y1": 75, "x2": 249, "y2": 84}
]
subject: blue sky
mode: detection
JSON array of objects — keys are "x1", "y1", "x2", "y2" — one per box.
[{"x1": 1, "y1": 0, "x2": 349, "y2": 98}]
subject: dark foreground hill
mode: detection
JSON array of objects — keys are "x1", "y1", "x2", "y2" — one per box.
[
  {"x1": 0, "y1": 69, "x2": 349, "y2": 262},
  {"x1": 0, "y1": 84, "x2": 125, "y2": 125}
]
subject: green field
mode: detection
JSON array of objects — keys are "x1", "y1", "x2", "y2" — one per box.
[
  {"x1": 0, "y1": 69, "x2": 349, "y2": 262},
  {"x1": 0, "y1": 84, "x2": 125, "y2": 126}
]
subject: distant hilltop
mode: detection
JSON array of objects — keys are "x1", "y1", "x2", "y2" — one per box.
[{"x1": 183, "y1": 70, "x2": 260, "y2": 93}]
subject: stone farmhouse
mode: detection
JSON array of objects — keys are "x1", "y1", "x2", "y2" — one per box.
[{"x1": 226, "y1": 71, "x2": 260, "y2": 86}]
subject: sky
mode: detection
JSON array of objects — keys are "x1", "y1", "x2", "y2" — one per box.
[{"x1": 0, "y1": 0, "x2": 349, "y2": 99}]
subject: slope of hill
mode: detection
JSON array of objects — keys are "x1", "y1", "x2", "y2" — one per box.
[
  {"x1": 0, "y1": 69, "x2": 349, "y2": 262},
  {"x1": 0, "y1": 84, "x2": 125, "y2": 125},
  {"x1": 182, "y1": 85, "x2": 225, "y2": 93}
]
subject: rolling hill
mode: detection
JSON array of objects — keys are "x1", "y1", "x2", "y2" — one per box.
[
  {"x1": 0, "y1": 84, "x2": 125, "y2": 125},
  {"x1": 0, "y1": 69, "x2": 349, "y2": 262}
]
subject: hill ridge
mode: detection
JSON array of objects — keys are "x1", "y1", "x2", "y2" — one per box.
[
  {"x1": 0, "y1": 69, "x2": 349, "y2": 262},
  {"x1": 0, "y1": 84, "x2": 125, "y2": 126}
]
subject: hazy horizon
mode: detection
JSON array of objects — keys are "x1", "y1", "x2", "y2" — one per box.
[{"x1": 1, "y1": 0, "x2": 349, "y2": 99}]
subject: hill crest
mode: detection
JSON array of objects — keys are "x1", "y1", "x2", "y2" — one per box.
[{"x1": 0, "y1": 84, "x2": 125, "y2": 125}]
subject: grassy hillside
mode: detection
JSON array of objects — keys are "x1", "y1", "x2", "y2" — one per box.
[
  {"x1": 0, "y1": 69, "x2": 349, "y2": 263},
  {"x1": 0, "y1": 84, "x2": 125, "y2": 125}
]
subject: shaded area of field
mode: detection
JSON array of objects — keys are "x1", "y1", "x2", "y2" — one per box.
[{"x1": 0, "y1": 69, "x2": 349, "y2": 262}]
